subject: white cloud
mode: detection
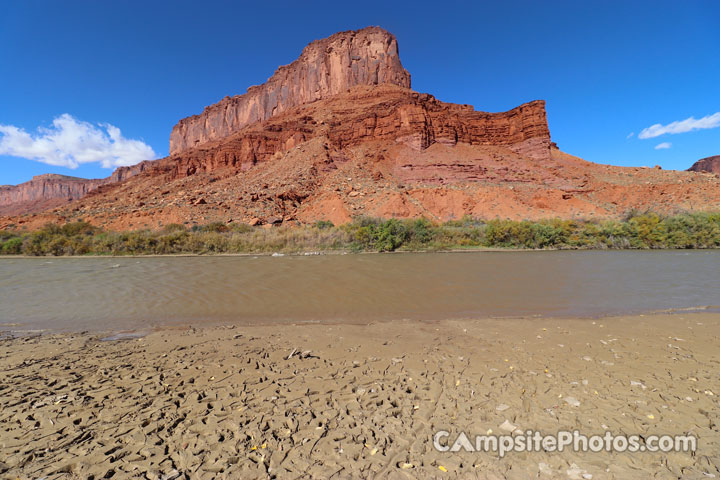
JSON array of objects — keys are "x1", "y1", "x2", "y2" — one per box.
[
  {"x1": 626, "y1": 132, "x2": 634, "y2": 139},
  {"x1": 654, "y1": 142, "x2": 672, "y2": 150},
  {"x1": 0, "y1": 114, "x2": 156, "y2": 169},
  {"x1": 638, "y1": 112, "x2": 720, "y2": 139}
]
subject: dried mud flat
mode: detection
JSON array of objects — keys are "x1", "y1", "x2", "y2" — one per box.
[{"x1": 1, "y1": 314, "x2": 719, "y2": 479}]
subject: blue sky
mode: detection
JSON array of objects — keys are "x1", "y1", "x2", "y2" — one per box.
[{"x1": 1, "y1": 0, "x2": 718, "y2": 185}]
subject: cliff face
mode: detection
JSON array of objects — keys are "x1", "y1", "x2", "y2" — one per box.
[
  {"x1": 163, "y1": 85, "x2": 552, "y2": 181},
  {"x1": 0, "y1": 165, "x2": 149, "y2": 216},
  {"x1": 0, "y1": 174, "x2": 107, "y2": 207},
  {"x1": 169, "y1": 27, "x2": 411, "y2": 154},
  {"x1": 688, "y1": 156, "x2": 720, "y2": 175}
]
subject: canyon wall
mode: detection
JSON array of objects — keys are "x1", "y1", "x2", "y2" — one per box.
[
  {"x1": 0, "y1": 163, "x2": 150, "y2": 215},
  {"x1": 0, "y1": 174, "x2": 108, "y2": 208},
  {"x1": 169, "y1": 27, "x2": 411, "y2": 154},
  {"x1": 164, "y1": 86, "x2": 552, "y2": 180}
]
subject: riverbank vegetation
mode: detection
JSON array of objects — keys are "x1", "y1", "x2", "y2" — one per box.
[{"x1": 1, "y1": 211, "x2": 720, "y2": 256}]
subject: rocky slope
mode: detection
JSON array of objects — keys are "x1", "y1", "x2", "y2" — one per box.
[
  {"x1": 3, "y1": 26, "x2": 720, "y2": 230},
  {"x1": 688, "y1": 155, "x2": 720, "y2": 175},
  {"x1": 169, "y1": 27, "x2": 411, "y2": 154}
]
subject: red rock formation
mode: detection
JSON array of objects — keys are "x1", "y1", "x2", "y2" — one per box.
[
  {"x1": 110, "y1": 161, "x2": 153, "y2": 183},
  {"x1": 161, "y1": 85, "x2": 552, "y2": 181},
  {"x1": 688, "y1": 156, "x2": 720, "y2": 175},
  {"x1": 0, "y1": 174, "x2": 108, "y2": 215},
  {"x1": 0, "y1": 164, "x2": 149, "y2": 216},
  {"x1": 169, "y1": 27, "x2": 411, "y2": 154},
  {"x1": 5, "y1": 27, "x2": 720, "y2": 230}
]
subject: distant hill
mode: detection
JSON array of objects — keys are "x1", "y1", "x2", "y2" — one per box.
[{"x1": 688, "y1": 155, "x2": 720, "y2": 175}]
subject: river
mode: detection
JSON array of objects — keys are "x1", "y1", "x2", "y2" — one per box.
[{"x1": 1, "y1": 250, "x2": 718, "y2": 333}]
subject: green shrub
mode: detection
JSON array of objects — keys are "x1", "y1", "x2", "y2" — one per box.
[
  {"x1": 60, "y1": 221, "x2": 96, "y2": 236},
  {"x1": 1, "y1": 212, "x2": 720, "y2": 255},
  {"x1": 196, "y1": 222, "x2": 230, "y2": 233},
  {"x1": 162, "y1": 223, "x2": 187, "y2": 233},
  {"x1": 1, "y1": 237, "x2": 23, "y2": 254},
  {"x1": 314, "y1": 220, "x2": 335, "y2": 230}
]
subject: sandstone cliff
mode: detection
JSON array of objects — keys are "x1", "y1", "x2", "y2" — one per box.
[
  {"x1": 162, "y1": 85, "x2": 552, "y2": 181},
  {"x1": 0, "y1": 163, "x2": 149, "y2": 216},
  {"x1": 688, "y1": 156, "x2": 720, "y2": 175},
  {"x1": 169, "y1": 27, "x2": 411, "y2": 154},
  {"x1": 0, "y1": 174, "x2": 109, "y2": 216}
]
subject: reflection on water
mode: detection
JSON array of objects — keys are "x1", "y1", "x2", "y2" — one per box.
[{"x1": 0, "y1": 251, "x2": 718, "y2": 333}]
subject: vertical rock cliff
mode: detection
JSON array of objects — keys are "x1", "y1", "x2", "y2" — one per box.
[
  {"x1": 169, "y1": 26, "x2": 411, "y2": 154},
  {"x1": 0, "y1": 174, "x2": 106, "y2": 207},
  {"x1": 0, "y1": 164, "x2": 150, "y2": 216}
]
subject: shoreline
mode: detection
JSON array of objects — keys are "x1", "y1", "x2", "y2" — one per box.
[
  {"x1": 1, "y1": 313, "x2": 719, "y2": 478},
  {"x1": 2, "y1": 246, "x2": 720, "y2": 260},
  {"x1": 2, "y1": 305, "x2": 720, "y2": 339}
]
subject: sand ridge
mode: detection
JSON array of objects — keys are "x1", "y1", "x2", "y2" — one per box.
[{"x1": 1, "y1": 314, "x2": 719, "y2": 479}]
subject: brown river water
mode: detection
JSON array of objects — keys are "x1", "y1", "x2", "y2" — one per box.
[{"x1": 0, "y1": 251, "x2": 718, "y2": 334}]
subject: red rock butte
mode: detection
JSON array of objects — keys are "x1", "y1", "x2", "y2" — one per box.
[
  {"x1": 2, "y1": 26, "x2": 720, "y2": 230},
  {"x1": 170, "y1": 27, "x2": 412, "y2": 154}
]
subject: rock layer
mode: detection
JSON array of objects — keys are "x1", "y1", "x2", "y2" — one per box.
[
  {"x1": 688, "y1": 155, "x2": 720, "y2": 175},
  {"x1": 164, "y1": 85, "x2": 552, "y2": 181},
  {"x1": 169, "y1": 27, "x2": 411, "y2": 154},
  {"x1": 0, "y1": 164, "x2": 149, "y2": 216},
  {"x1": 0, "y1": 174, "x2": 104, "y2": 207}
]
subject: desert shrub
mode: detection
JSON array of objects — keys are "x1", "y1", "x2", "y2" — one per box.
[
  {"x1": 0, "y1": 230, "x2": 16, "y2": 241},
  {"x1": 162, "y1": 223, "x2": 187, "y2": 233},
  {"x1": 21, "y1": 231, "x2": 50, "y2": 256},
  {"x1": 629, "y1": 212, "x2": 666, "y2": 248},
  {"x1": 195, "y1": 222, "x2": 230, "y2": 233},
  {"x1": 375, "y1": 219, "x2": 408, "y2": 251},
  {"x1": 1, "y1": 237, "x2": 23, "y2": 254},
  {"x1": 60, "y1": 221, "x2": 96, "y2": 236},
  {"x1": 314, "y1": 220, "x2": 335, "y2": 230},
  {"x1": 47, "y1": 236, "x2": 69, "y2": 256},
  {"x1": 186, "y1": 232, "x2": 229, "y2": 253},
  {"x1": 229, "y1": 223, "x2": 253, "y2": 234},
  {"x1": 1, "y1": 212, "x2": 720, "y2": 255},
  {"x1": 406, "y1": 218, "x2": 433, "y2": 245},
  {"x1": 346, "y1": 218, "x2": 409, "y2": 251},
  {"x1": 154, "y1": 231, "x2": 190, "y2": 254},
  {"x1": 485, "y1": 220, "x2": 534, "y2": 248}
]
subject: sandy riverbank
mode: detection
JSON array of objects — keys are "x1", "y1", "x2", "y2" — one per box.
[{"x1": 1, "y1": 313, "x2": 719, "y2": 479}]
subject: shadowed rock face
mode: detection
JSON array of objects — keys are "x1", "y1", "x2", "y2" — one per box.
[
  {"x1": 169, "y1": 26, "x2": 411, "y2": 154},
  {"x1": 688, "y1": 156, "x2": 720, "y2": 175}
]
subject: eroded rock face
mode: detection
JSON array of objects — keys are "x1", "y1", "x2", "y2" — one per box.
[
  {"x1": 169, "y1": 26, "x2": 411, "y2": 154},
  {"x1": 163, "y1": 85, "x2": 552, "y2": 180},
  {"x1": 0, "y1": 165, "x2": 148, "y2": 216},
  {"x1": 0, "y1": 174, "x2": 107, "y2": 209},
  {"x1": 688, "y1": 156, "x2": 720, "y2": 175},
  {"x1": 110, "y1": 161, "x2": 152, "y2": 183}
]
